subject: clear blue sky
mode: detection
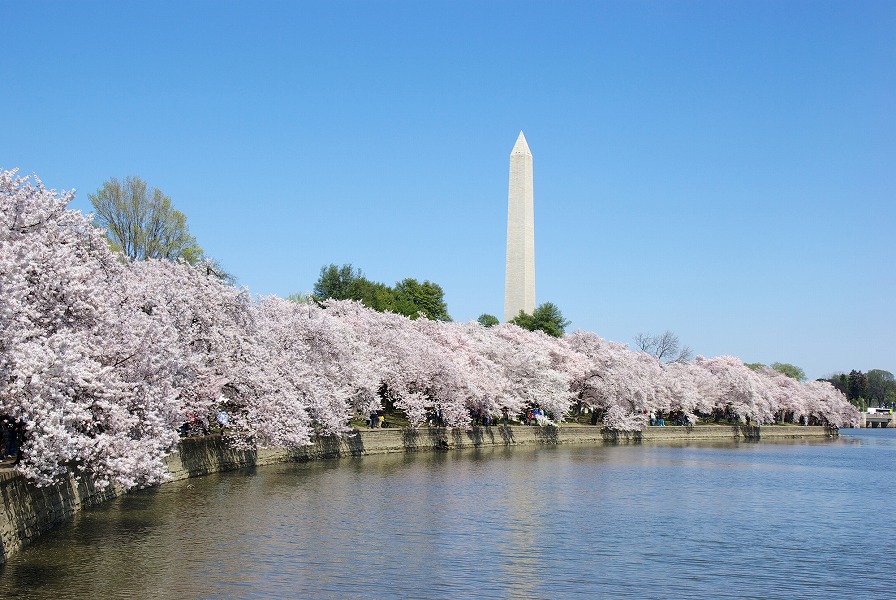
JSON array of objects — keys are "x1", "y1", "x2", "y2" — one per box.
[{"x1": 2, "y1": 1, "x2": 893, "y2": 380}]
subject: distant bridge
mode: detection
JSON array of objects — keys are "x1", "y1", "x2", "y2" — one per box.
[{"x1": 859, "y1": 411, "x2": 895, "y2": 428}]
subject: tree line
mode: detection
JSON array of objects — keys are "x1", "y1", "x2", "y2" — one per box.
[
  {"x1": 820, "y1": 370, "x2": 895, "y2": 409},
  {"x1": 0, "y1": 170, "x2": 860, "y2": 492}
]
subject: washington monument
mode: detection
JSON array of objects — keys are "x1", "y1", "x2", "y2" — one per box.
[{"x1": 504, "y1": 131, "x2": 535, "y2": 322}]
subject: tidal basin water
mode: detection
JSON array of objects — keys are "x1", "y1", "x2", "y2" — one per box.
[{"x1": 2, "y1": 429, "x2": 895, "y2": 599}]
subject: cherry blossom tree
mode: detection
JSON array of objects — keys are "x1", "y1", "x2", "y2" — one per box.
[
  {"x1": 1, "y1": 171, "x2": 182, "y2": 489},
  {"x1": 473, "y1": 324, "x2": 579, "y2": 421},
  {"x1": 657, "y1": 360, "x2": 715, "y2": 423},
  {"x1": 251, "y1": 297, "x2": 378, "y2": 437},
  {"x1": 125, "y1": 259, "x2": 249, "y2": 430},
  {"x1": 695, "y1": 355, "x2": 777, "y2": 424},
  {"x1": 566, "y1": 331, "x2": 659, "y2": 430}
]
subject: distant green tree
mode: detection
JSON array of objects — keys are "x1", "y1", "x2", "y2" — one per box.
[
  {"x1": 477, "y1": 314, "x2": 500, "y2": 328},
  {"x1": 847, "y1": 369, "x2": 868, "y2": 403},
  {"x1": 510, "y1": 302, "x2": 570, "y2": 338},
  {"x1": 89, "y1": 176, "x2": 236, "y2": 283},
  {"x1": 310, "y1": 264, "x2": 450, "y2": 320},
  {"x1": 745, "y1": 363, "x2": 767, "y2": 371},
  {"x1": 866, "y1": 370, "x2": 896, "y2": 406},
  {"x1": 354, "y1": 278, "x2": 400, "y2": 313},
  {"x1": 771, "y1": 362, "x2": 806, "y2": 382},
  {"x1": 313, "y1": 264, "x2": 364, "y2": 301},
  {"x1": 393, "y1": 278, "x2": 451, "y2": 321},
  {"x1": 827, "y1": 373, "x2": 849, "y2": 395},
  {"x1": 89, "y1": 176, "x2": 203, "y2": 263}
]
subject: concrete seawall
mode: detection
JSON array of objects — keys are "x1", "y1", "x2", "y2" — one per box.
[{"x1": 0, "y1": 424, "x2": 834, "y2": 563}]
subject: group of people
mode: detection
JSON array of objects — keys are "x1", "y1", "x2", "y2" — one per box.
[
  {"x1": 470, "y1": 408, "x2": 504, "y2": 427},
  {"x1": 366, "y1": 406, "x2": 554, "y2": 429},
  {"x1": 647, "y1": 410, "x2": 692, "y2": 426},
  {"x1": 647, "y1": 411, "x2": 693, "y2": 426},
  {"x1": 524, "y1": 408, "x2": 553, "y2": 426},
  {"x1": 469, "y1": 407, "x2": 552, "y2": 427},
  {"x1": 367, "y1": 411, "x2": 386, "y2": 428},
  {"x1": 179, "y1": 409, "x2": 231, "y2": 437}
]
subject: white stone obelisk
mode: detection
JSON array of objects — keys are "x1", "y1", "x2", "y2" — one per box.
[{"x1": 504, "y1": 131, "x2": 535, "y2": 322}]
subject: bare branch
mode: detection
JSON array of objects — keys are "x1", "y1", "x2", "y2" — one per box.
[{"x1": 634, "y1": 330, "x2": 692, "y2": 364}]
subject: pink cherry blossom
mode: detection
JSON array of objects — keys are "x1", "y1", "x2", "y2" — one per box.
[{"x1": 0, "y1": 169, "x2": 860, "y2": 489}]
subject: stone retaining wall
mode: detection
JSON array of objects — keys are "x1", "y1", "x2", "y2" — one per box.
[{"x1": 0, "y1": 424, "x2": 834, "y2": 563}]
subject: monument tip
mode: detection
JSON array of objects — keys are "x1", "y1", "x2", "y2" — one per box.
[{"x1": 511, "y1": 131, "x2": 531, "y2": 156}]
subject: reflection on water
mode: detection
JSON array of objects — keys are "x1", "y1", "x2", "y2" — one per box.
[{"x1": 1, "y1": 430, "x2": 894, "y2": 599}]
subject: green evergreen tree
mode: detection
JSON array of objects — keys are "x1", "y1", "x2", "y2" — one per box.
[
  {"x1": 847, "y1": 370, "x2": 868, "y2": 404},
  {"x1": 393, "y1": 278, "x2": 451, "y2": 321},
  {"x1": 310, "y1": 264, "x2": 450, "y2": 321},
  {"x1": 477, "y1": 314, "x2": 500, "y2": 328},
  {"x1": 510, "y1": 302, "x2": 570, "y2": 338}
]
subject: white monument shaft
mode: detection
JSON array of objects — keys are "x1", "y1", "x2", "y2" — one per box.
[{"x1": 504, "y1": 131, "x2": 535, "y2": 322}]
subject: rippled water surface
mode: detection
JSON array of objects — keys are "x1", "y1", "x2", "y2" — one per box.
[{"x1": 2, "y1": 429, "x2": 894, "y2": 599}]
